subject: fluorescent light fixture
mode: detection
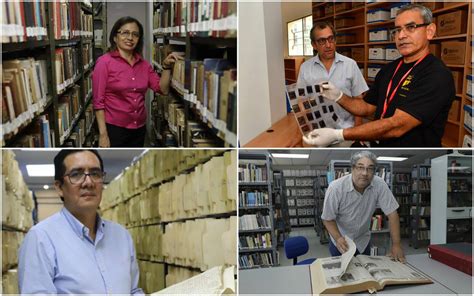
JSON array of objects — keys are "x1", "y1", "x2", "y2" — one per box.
[
  {"x1": 377, "y1": 156, "x2": 408, "y2": 162},
  {"x1": 43, "y1": 185, "x2": 49, "y2": 190},
  {"x1": 272, "y1": 153, "x2": 309, "y2": 159},
  {"x1": 26, "y1": 164, "x2": 55, "y2": 177}
]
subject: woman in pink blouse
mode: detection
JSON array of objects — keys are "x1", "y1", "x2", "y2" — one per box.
[{"x1": 92, "y1": 16, "x2": 182, "y2": 147}]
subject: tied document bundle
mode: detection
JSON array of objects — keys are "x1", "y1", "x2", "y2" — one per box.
[{"x1": 310, "y1": 236, "x2": 433, "y2": 294}]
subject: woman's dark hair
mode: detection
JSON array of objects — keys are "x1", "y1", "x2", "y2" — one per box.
[{"x1": 108, "y1": 16, "x2": 144, "y2": 56}]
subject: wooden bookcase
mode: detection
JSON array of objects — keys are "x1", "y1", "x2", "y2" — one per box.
[
  {"x1": 284, "y1": 57, "x2": 305, "y2": 84},
  {"x1": 2, "y1": 1, "x2": 97, "y2": 147},
  {"x1": 151, "y1": 1, "x2": 237, "y2": 147},
  {"x1": 312, "y1": 1, "x2": 473, "y2": 147}
]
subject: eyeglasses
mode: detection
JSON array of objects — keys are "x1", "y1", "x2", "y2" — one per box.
[
  {"x1": 64, "y1": 169, "x2": 106, "y2": 184},
  {"x1": 315, "y1": 35, "x2": 335, "y2": 46},
  {"x1": 118, "y1": 30, "x2": 140, "y2": 39},
  {"x1": 353, "y1": 166, "x2": 376, "y2": 174},
  {"x1": 390, "y1": 23, "x2": 430, "y2": 37}
]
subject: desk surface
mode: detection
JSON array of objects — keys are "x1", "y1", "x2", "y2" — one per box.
[
  {"x1": 239, "y1": 254, "x2": 472, "y2": 294},
  {"x1": 244, "y1": 114, "x2": 302, "y2": 147}
]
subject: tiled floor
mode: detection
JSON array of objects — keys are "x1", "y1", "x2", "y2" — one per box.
[{"x1": 278, "y1": 227, "x2": 427, "y2": 267}]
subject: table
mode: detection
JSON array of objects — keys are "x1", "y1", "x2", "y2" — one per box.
[
  {"x1": 239, "y1": 254, "x2": 472, "y2": 294},
  {"x1": 244, "y1": 114, "x2": 302, "y2": 147}
]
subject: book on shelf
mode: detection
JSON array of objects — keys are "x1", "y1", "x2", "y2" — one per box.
[
  {"x1": 10, "y1": 115, "x2": 51, "y2": 147},
  {"x1": 412, "y1": 167, "x2": 431, "y2": 178},
  {"x1": 2, "y1": 0, "x2": 48, "y2": 43},
  {"x1": 238, "y1": 163, "x2": 268, "y2": 183},
  {"x1": 239, "y1": 233, "x2": 272, "y2": 249},
  {"x1": 239, "y1": 213, "x2": 271, "y2": 231},
  {"x1": 239, "y1": 190, "x2": 269, "y2": 207},
  {"x1": 55, "y1": 47, "x2": 80, "y2": 92},
  {"x1": 240, "y1": 252, "x2": 275, "y2": 268},
  {"x1": 370, "y1": 215, "x2": 383, "y2": 231},
  {"x1": 310, "y1": 236, "x2": 432, "y2": 294}
]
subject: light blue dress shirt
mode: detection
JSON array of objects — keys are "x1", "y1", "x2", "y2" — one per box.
[
  {"x1": 18, "y1": 207, "x2": 143, "y2": 294},
  {"x1": 297, "y1": 52, "x2": 369, "y2": 128}
]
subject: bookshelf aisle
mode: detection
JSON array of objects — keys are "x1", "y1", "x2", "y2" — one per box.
[
  {"x1": 2, "y1": 1, "x2": 96, "y2": 147},
  {"x1": 238, "y1": 154, "x2": 279, "y2": 269},
  {"x1": 151, "y1": 1, "x2": 237, "y2": 147},
  {"x1": 272, "y1": 170, "x2": 290, "y2": 247},
  {"x1": 314, "y1": 171, "x2": 329, "y2": 244},
  {"x1": 410, "y1": 164, "x2": 431, "y2": 249}
]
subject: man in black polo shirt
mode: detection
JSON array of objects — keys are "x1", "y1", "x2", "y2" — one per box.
[{"x1": 303, "y1": 4, "x2": 454, "y2": 147}]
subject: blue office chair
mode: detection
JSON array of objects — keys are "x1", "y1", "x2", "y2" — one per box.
[{"x1": 284, "y1": 236, "x2": 316, "y2": 265}]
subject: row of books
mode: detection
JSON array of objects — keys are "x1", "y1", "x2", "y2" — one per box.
[
  {"x1": 2, "y1": 58, "x2": 49, "y2": 140},
  {"x1": 370, "y1": 246, "x2": 382, "y2": 256},
  {"x1": 282, "y1": 169, "x2": 323, "y2": 177},
  {"x1": 57, "y1": 85, "x2": 81, "y2": 144},
  {"x1": 395, "y1": 195, "x2": 410, "y2": 205},
  {"x1": 82, "y1": 43, "x2": 93, "y2": 70},
  {"x1": 412, "y1": 180, "x2": 431, "y2": 191},
  {"x1": 297, "y1": 208, "x2": 314, "y2": 216},
  {"x1": 412, "y1": 167, "x2": 431, "y2": 178},
  {"x1": 1, "y1": 0, "x2": 48, "y2": 43},
  {"x1": 238, "y1": 164, "x2": 268, "y2": 183},
  {"x1": 414, "y1": 230, "x2": 431, "y2": 240},
  {"x1": 153, "y1": 1, "x2": 236, "y2": 37},
  {"x1": 447, "y1": 179, "x2": 471, "y2": 192},
  {"x1": 55, "y1": 47, "x2": 80, "y2": 93},
  {"x1": 239, "y1": 252, "x2": 276, "y2": 269},
  {"x1": 298, "y1": 217, "x2": 315, "y2": 225},
  {"x1": 285, "y1": 178, "x2": 314, "y2": 187},
  {"x1": 172, "y1": 58, "x2": 237, "y2": 134},
  {"x1": 393, "y1": 184, "x2": 410, "y2": 194},
  {"x1": 286, "y1": 188, "x2": 314, "y2": 197},
  {"x1": 239, "y1": 191, "x2": 270, "y2": 207},
  {"x1": 8, "y1": 115, "x2": 52, "y2": 147},
  {"x1": 371, "y1": 215, "x2": 383, "y2": 231},
  {"x1": 376, "y1": 168, "x2": 392, "y2": 185},
  {"x1": 410, "y1": 206, "x2": 431, "y2": 216},
  {"x1": 296, "y1": 198, "x2": 315, "y2": 207},
  {"x1": 318, "y1": 175, "x2": 329, "y2": 187},
  {"x1": 239, "y1": 233, "x2": 273, "y2": 250},
  {"x1": 288, "y1": 209, "x2": 297, "y2": 216},
  {"x1": 290, "y1": 218, "x2": 298, "y2": 226},
  {"x1": 53, "y1": 1, "x2": 93, "y2": 39},
  {"x1": 334, "y1": 168, "x2": 351, "y2": 178},
  {"x1": 239, "y1": 214, "x2": 271, "y2": 231},
  {"x1": 394, "y1": 173, "x2": 410, "y2": 183}
]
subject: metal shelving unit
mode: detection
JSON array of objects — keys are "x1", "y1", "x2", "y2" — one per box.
[{"x1": 410, "y1": 164, "x2": 431, "y2": 249}]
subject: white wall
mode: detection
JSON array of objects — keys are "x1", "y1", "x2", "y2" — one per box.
[
  {"x1": 281, "y1": 2, "x2": 312, "y2": 58},
  {"x1": 239, "y1": 2, "x2": 287, "y2": 146}
]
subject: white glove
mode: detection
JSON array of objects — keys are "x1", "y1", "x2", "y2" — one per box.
[
  {"x1": 303, "y1": 128, "x2": 344, "y2": 147},
  {"x1": 319, "y1": 81, "x2": 343, "y2": 102}
]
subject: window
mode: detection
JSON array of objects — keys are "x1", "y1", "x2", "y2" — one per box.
[{"x1": 288, "y1": 15, "x2": 313, "y2": 56}]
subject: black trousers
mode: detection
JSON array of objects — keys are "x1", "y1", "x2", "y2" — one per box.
[{"x1": 106, "y1": 123, "x2": 146, "y2": 147}]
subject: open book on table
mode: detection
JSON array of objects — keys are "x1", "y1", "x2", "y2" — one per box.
[{"x1": 310, "y1": 236, "x2": 433, "y2": 294}]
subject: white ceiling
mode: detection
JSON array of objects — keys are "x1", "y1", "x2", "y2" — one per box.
[
  {"x1": 10, "y1": 149, "x2": 146, "y2": 192},
  {"x1": 239, "y1": 149, "x2": 471, "y2": 169}
]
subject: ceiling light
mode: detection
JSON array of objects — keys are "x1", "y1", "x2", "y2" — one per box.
[
  {"x1": 271, "y1": 153, "x2": 309, "y2": 159},
  {"x1": 26, "y1": 164, "x2": 55, "y2": 177},
  {"x1": 43, "y1": 185, "x2": 49, "y2": 190},
  {"x1": 377, "y1": 156, "x2": 408, "y2": 162}
]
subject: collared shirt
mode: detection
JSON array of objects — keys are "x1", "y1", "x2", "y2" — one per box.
[
  {"x1": 297, "y1": 52, "x2": 369, "y2": 128},
  {"x1": 321, "y1": 174, "x2": 399, "y2": 252},
  {"x1": 18, "y1": 207, "x2": 143, "y2": 294},
  {"x1": 92, "y1": 50, "x2": 161, "y2": 129}
]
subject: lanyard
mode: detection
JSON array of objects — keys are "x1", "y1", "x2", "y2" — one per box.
[{"x1": 381, "y1": 53, "x2": 429, "y2": 118}]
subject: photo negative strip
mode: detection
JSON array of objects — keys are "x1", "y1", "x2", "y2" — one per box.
[{"x1": 286, "y1": 83, "x2": 343, "y2": 136}]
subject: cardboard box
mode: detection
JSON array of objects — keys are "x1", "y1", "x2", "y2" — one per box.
[
  {"x1": 390, "y1": 3, "x2": 409, "y2": 19},
  {"x1": 437, "y1": 10, "x2": 467, "y2": 36},
  {"x1": 451, "y1": 70, "x2": 463, "y2": 94},
  {"x1": 351, "y1": 47, "x2": 364, "y2": 61},
  {"x1": 441, "y1": 41, "x2": 465, "y2": 64},
  {"x1": 335, "y1": 2, "x2": 351, "y2": 12},
  {"x1": 369, "y1": 47, "x2": 385, "y2": 60},
  {"x1": 367, "y1": 9, "x2": 390, "y2": 23},
  {"x1": 386, "y1": 46, "x2": 402, "y2": 60},
  {"x1": 368, "y1": 65, "x2": 382, "y2": 79},
  {"x1": 448, "y1": 99, "x2": 460, "y2": 121},
  {"x1": 335, "y1": 17, "x2": 354, "y2": 28},
  {"x1": 429, "y1": 43, "x2": 441, "y2": 58},
  {"x1": 369, "y1": 28, "x2": 389, "y2": 41}
]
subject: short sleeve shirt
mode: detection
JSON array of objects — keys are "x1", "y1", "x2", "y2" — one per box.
[
  {"x1": 364, "y1": 54, "x2": 454, "y2": 147},
  {"x1": 321, "y1": 174, "x2": 399, "y2": 252},
  {"x1": 297, "y1": 53, "x2": 369, "y2": 128}
]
